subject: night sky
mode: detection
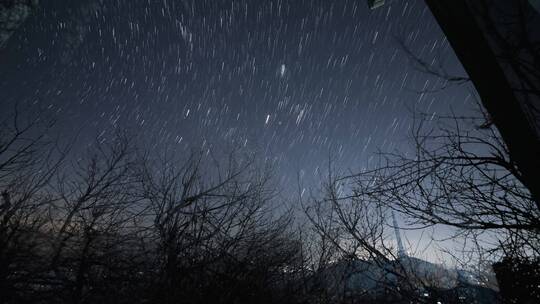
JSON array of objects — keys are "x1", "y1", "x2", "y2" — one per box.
[{"x1": 0, "y1": 0, "x2": 474, "y2": 200}]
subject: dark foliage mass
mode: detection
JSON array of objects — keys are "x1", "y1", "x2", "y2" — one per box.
[
  {"x1": 0, "y1": 0, "x2": 38, "y2": 47},
  {"x1": 493, "y1": 257, "x2": 540, "y2": 304}
]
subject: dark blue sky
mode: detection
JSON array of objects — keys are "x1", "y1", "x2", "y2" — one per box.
[{"x1": 0, "y1": 0, "x2": 473, "y2": 194}]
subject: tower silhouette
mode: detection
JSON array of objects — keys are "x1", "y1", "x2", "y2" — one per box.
[{"x1": 392, "y1": 212, "x2": 406, "y2": 258}]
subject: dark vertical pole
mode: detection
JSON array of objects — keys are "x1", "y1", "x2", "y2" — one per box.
[{"x1": 424, "y1": 0, "x2": 540, "y2": 204}]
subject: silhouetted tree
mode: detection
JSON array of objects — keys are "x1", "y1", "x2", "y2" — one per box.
[{"x1": 0, "y1": 108, "x2": 311, "y2": 304}]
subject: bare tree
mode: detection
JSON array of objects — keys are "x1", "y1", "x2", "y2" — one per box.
[
  {"x1": 302, "y1": 110, "x2": 537, "y2": 304},
  {"x1": 302, "y1": 162, "x2": 466, "y2": 304},
  {"x1": 43, "y1": 133, "x2": 143, "y2": 304},
  {"x1": 354, "y1": 112, "x2": 538, "y2": 258},
  {"x1": 0, "y1": 108, "x2": 65, "y2": 303},
  {"x1": 137, "y1": 149, "x2": 305, "y2": 304},
  {"x1": 0, "y1": 111, "x2": 313, "y2": 304}
]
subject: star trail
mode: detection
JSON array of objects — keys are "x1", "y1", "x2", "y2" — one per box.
[{"x1": 0, "y1": 0, "x2": 471, "y2": 192}]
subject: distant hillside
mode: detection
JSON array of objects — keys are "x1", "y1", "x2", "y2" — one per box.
[{"x1": 315, "y1": 256, "x2": 499, "y2": 303}]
